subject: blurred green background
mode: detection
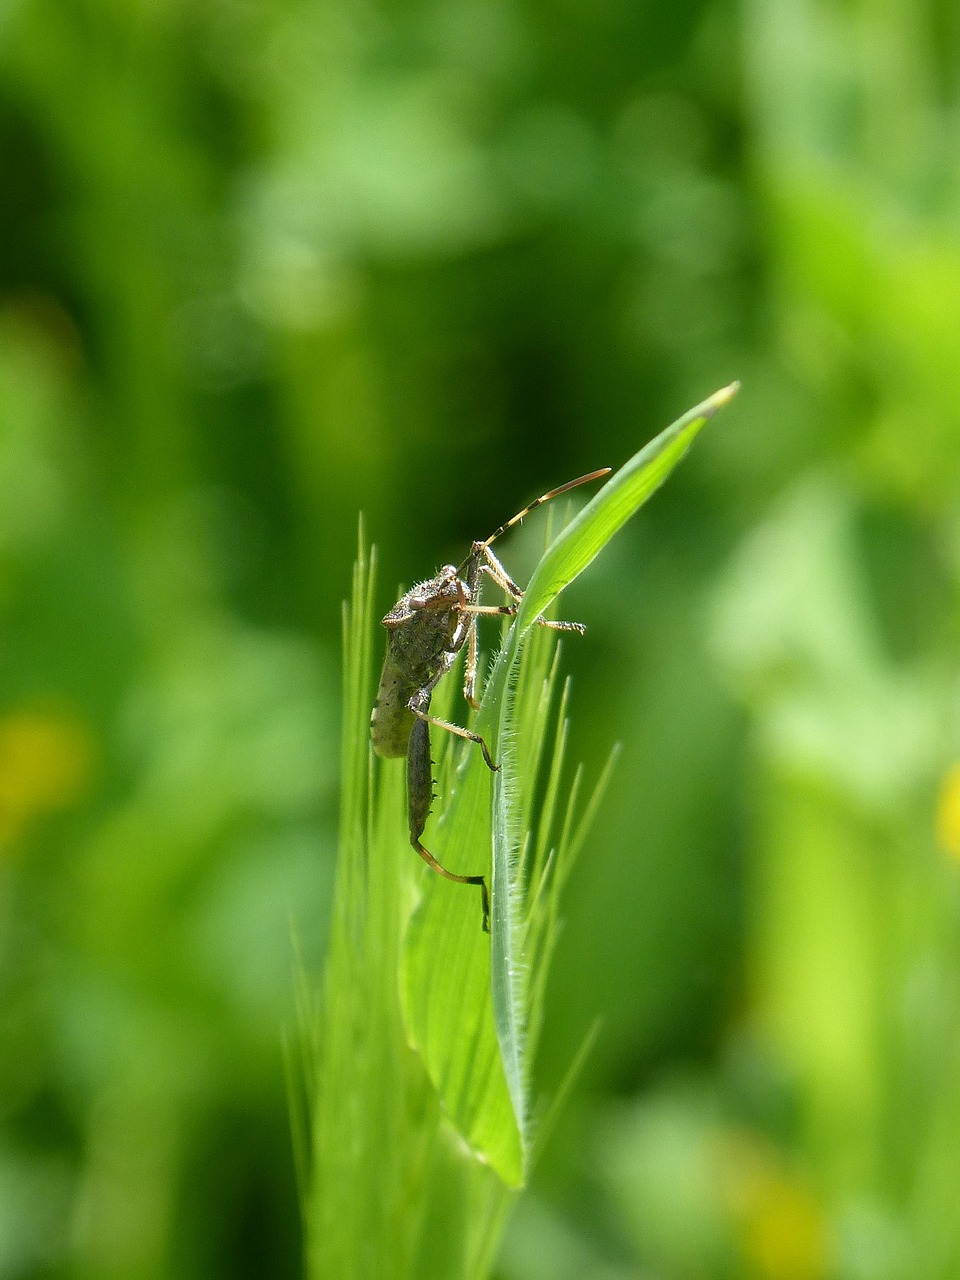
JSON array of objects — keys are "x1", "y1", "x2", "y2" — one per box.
[{"x1": 3, "y1": 0, "x2": 960, "y2": 1276}]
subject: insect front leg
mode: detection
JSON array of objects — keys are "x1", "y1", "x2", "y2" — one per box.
[
  {"x1": 474, "y1": 544, "x2": 587, "y2": 634},
  {"x1": 407, "y1": 715, "x2": 490, "y2": 931}
]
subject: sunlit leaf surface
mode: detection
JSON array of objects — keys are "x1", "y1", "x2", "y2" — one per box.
[{"x1": 402, "y1": 384, "x2": 739, "y2": 1184}]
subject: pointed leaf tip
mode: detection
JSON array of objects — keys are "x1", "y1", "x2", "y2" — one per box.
[{"x1": 706, "y1": 380, "x2": 741, "y2": 414}]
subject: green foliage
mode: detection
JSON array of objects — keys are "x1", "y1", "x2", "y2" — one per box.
[
  {"x1": 301, "y1": 536, "x2": 507, "y2": 1279},
  {"x1": 300, "y1": 534, "x2": 520, "y2": 1276},
  {"x1": 304, "y1": 388, "x2": 732, "y2": 1276},
  {"x1": 402, "y1": 384, "x2": 736, "y2": 1187},
  {"x1": 2, "y1": 0, "x2": 960, "y2": 1276}
]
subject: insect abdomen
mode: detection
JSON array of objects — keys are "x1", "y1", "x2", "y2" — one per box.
[
  {"x1": 406, "y1": 717, "x2": 432, "y2": 841},
  {"x1": 370, "y1": 655, "x2": 416, "y2": 758}
]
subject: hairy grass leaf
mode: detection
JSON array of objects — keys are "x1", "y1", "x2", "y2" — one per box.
[{"x1": 401, "y1": 383, "x2": 738, "y2": 1185}]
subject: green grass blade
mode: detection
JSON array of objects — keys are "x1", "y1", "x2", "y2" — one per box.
[
  {"x1": 400, "y1": 702, "x2": 528, "y2": 1186},
  {"x1": 484, "y1": 382, "x2": 739, "y2": 1147},
  {"x1": 307, "y1": 528, "x2": 515, "y2": 1276},
  {"x1": 518, "y1": 381, "x2": 740, "y2": 635},
  {"x1": 402, "y1": 384, "x2": 739, "y2": 1188}
]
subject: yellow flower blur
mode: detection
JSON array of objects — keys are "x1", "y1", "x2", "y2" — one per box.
[
  {"x1": 936, "y1": 762, "x2": 960, "y2": 861},
  {"x1": 0, "y1": 708, "x2": 94, "y2": 850}
]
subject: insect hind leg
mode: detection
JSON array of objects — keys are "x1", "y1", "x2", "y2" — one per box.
[
  {"x1": 410, "y1": 833, "x2": 490, "y2": 932},
  {"x1": 407, "y1": 715, "x2": 490, "y2": 931}
]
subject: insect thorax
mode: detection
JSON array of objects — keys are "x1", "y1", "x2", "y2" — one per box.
[
  {"x1": 382, "y1": 570, "x2": 467, "y2": 690},
  {"x1": 370, "y1": 569, "x2": 470, "y2": 760}
]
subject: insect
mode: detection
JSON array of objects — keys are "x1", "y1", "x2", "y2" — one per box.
[{"x1": 371, "y1": 467, "x2": 610, "y2": 930}]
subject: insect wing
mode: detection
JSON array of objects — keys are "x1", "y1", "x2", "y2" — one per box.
[{"x1": 370, "y1": 648, "x2": 417, "y2": 759}]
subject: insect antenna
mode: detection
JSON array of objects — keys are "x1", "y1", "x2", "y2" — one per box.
[{"x1": 463, "y1": 468, "x2": 610, "y2": 569}]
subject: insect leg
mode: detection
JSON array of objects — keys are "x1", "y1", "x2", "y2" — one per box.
[
  {"x1": 408, "y1": 677, "x2": 499, "y2": 770},
  {"x1": 477, "y1": 545, "x2": 587, "y2": 632},
  {"x1": 462, "y1": 603, "x2": 585, "y2": 633},
  {"x1": 534, "y1": 618, "x2": 586, "y2": 634},
  {"x1": 478, "y1": 545, "x2": 522, "y2": 600},
  {"x1": 407, "y1": 716, "x2": 490, "y2": 931},
  {"x1": 463, "y1": 614, "x2": 480, "y2": 709},
  {"x1": 409, "y1": 701, "x2": 499, "y2": 771}
]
